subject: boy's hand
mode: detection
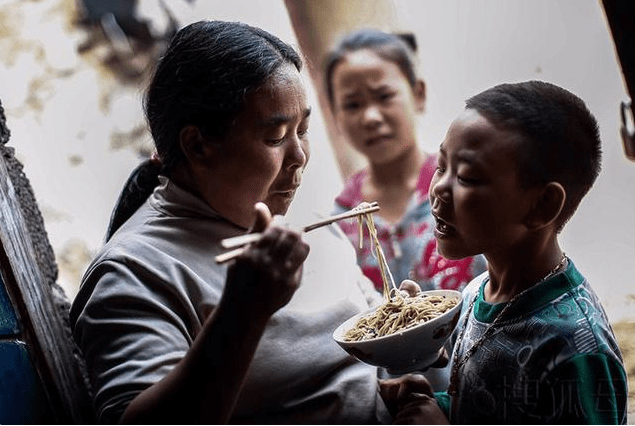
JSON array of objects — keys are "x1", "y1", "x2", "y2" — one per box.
[
  {"x1": 391, "y1": 393, "x2": 450, "y2": 425},
  {"x1": 379, "y1": 373, "x2": 432, "y2": 416},
  {"x1": 379, "y1": 373, "x2": 449, "y2": 424},
  {"x1": 398, "y1": 279, "x2": 421, "y2": 297},
  {"x1": 426, "y1": 347, "x2": 449, "y2": 369},
  {"x1": 395, "y1": 280, "x2": 449, "y2": 371}
]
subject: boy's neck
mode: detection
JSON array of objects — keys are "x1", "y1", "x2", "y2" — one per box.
[{"x1": 484, "y1": 240, "x2": 564, "y2": 304}]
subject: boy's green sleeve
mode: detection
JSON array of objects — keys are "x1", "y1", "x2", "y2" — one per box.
[
  {"x1": 546, "y1": 353, "x2": 627, "y2": 424},
  {"x1": 433, "y1": 391, "x2": 451, "y2": 417},
  {"x1": 433, "y1": 353, "x2": 626, "y2": 424}
]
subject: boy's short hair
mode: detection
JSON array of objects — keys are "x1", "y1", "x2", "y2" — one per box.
[{"x1": 465, "y1": 80, "x2": 602, "y2": 231}]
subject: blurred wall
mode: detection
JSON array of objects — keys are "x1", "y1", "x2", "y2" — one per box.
[
  {"x1": 287, "y1": 0, "x2": 635, "y2": 321},
  {"x1": 390, "y1": 0, "x2": 635, "y2": 321},
  {"x1": 2, "y1": 0, "x2": 634, "y2": 322},
  {"x1": 289, "y1": 0, "x2": 635, "y2": 321}
]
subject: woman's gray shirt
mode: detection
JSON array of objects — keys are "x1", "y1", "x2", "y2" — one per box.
[{"x1": 70, "y1": 178, "x2": 390, "y2": 424}]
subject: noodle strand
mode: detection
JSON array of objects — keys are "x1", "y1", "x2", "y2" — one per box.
[
  {"x1": 343, "y1": 293, "x2": 458, "y2": 341},
  {"x1": 343, "y1": 203, "x2": 458, "y2": 342}
]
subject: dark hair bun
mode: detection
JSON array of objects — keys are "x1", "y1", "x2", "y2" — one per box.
[{"x1": 395, "y1": 32, "x2": 417, "y2": 52}]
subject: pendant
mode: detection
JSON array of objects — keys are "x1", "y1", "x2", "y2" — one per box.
[{"x1": 447, "y1": 381, "x2": 457, "y2": 397}]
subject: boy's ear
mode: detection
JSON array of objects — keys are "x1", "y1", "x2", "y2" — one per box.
[
  {"x1": 523, "y1": 182, "x2": 566, "y2": 230},
  {"x1": 414, "y1": 79, "x2": 426, "y2": 113},
  {"x1": 179, "y1": 125, "x2": 217, "y2": 167}
]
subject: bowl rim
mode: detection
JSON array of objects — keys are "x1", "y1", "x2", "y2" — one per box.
[{"x1": 333, "y1": 289, "x2": 463, "y2": 345}]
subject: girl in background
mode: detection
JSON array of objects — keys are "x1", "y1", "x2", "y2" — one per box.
[
  {"x1": 324, "y1": 29, "x2": 487, "y2": 391},
  {"x1": 325, "y1": 29, "x2": 486, "y2": 298}
]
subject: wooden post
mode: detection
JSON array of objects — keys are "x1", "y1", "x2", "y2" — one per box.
[
  {"x1": 0, "y1": 100, "x2": 95, "y2": 423},
  {"x1": 600, "y1": 0, "x2": 635, "y2": 161},
  {"x1": 284, "y1": 0, "x2": 400, "y2": 180}
]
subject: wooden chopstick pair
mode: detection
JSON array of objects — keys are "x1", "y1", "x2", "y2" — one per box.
[{"x1": 215, "y1": 201, "x2": 380, "y2": 264}]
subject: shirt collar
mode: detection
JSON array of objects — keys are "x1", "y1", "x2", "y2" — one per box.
[
  {"x1": 150, "y1": 176, "x2": 248, "y2": 231},
  {"x1": 474, "y1": 258, "x2": 583, "y2": 323}
]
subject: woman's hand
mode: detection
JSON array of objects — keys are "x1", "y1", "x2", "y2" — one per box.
[{"x1": 224, "y1": 202, "x2": 310, "y2": 318}]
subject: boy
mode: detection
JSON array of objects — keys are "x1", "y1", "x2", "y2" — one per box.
[{"x1": 380, "y1": 80, "x2": 627, "y2": 424}]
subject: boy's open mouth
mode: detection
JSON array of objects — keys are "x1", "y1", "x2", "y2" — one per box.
[{"x1": 432, "y1": 214, "x2": 456, "y2": 238}]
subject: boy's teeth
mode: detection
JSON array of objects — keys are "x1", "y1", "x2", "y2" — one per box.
[{"x1": 437, "y1": 220, "x2": 452, "y2": 233}]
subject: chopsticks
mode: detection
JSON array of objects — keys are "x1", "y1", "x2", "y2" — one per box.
[{"x1": 215, "y1": 201, "x2": 379, "y2": 264}]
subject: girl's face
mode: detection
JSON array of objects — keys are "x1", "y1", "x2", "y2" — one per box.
[
  {"x1": 429, "y1": 108, "x2": 538, "y2": 261},
  {"x1": 330, "y1": 49, "x2": 425, "y2": 165},
  {"x1": 200, "y1": 64, "x2": 311, "y2": 228}
]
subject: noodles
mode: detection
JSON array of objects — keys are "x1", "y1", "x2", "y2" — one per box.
[
  {"x1": 354, "y1": 203, "x2": 396, "y2": 300},
  {"x1": 343, "y1": 292, "x2": 459, "y2": 341},
  {"x1": 342, "y1": 202, "x2": 458, "y2": 342}
]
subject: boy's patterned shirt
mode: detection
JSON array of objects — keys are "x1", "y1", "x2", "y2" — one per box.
[{"x1": 444, "y1": 260, "x2": 628, "y2": 424}]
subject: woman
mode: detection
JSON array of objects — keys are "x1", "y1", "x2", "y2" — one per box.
[{"x1": 70, "y1": 21, "x2": 400, "y2": 424}]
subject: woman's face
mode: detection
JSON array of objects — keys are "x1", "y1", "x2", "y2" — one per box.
[
  {"x1": 330, "y1": 49, "x2": 425, "y2": 165},
  {"x1": 200, "y1": 64, "x2": 311, "y2": 228}
]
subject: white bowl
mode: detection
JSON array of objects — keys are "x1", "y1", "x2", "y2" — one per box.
[{"x1": 333, "y1": 289, "x2": 463, "y2": 374}]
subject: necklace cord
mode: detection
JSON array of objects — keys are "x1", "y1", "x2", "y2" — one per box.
[{"x1": 447, "y1": 253, "x2": 568, "y2": 396}]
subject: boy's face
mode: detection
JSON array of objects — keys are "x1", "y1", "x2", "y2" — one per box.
[{"x1": 429, "y1": 108, "x2": 539, "y2": 260}]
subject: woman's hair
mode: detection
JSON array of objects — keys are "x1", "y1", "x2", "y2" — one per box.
[
  {"x1": 465, "y1": 80, "x2": 602, "y2": 232},
  {"x1": 323, "y1": 28, "x2": 420, "y2": 109},
  {"x1": 105, "y1": 20, "x2": 303, "y2": 241}
]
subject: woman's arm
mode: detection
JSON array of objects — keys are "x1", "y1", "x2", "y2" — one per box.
[
  {"x1": 120, "y1": 292, "x2": 270, "y2": 424},
  {"x1": 121, "y1": 208, "x2": 310, "y2": 424}
]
